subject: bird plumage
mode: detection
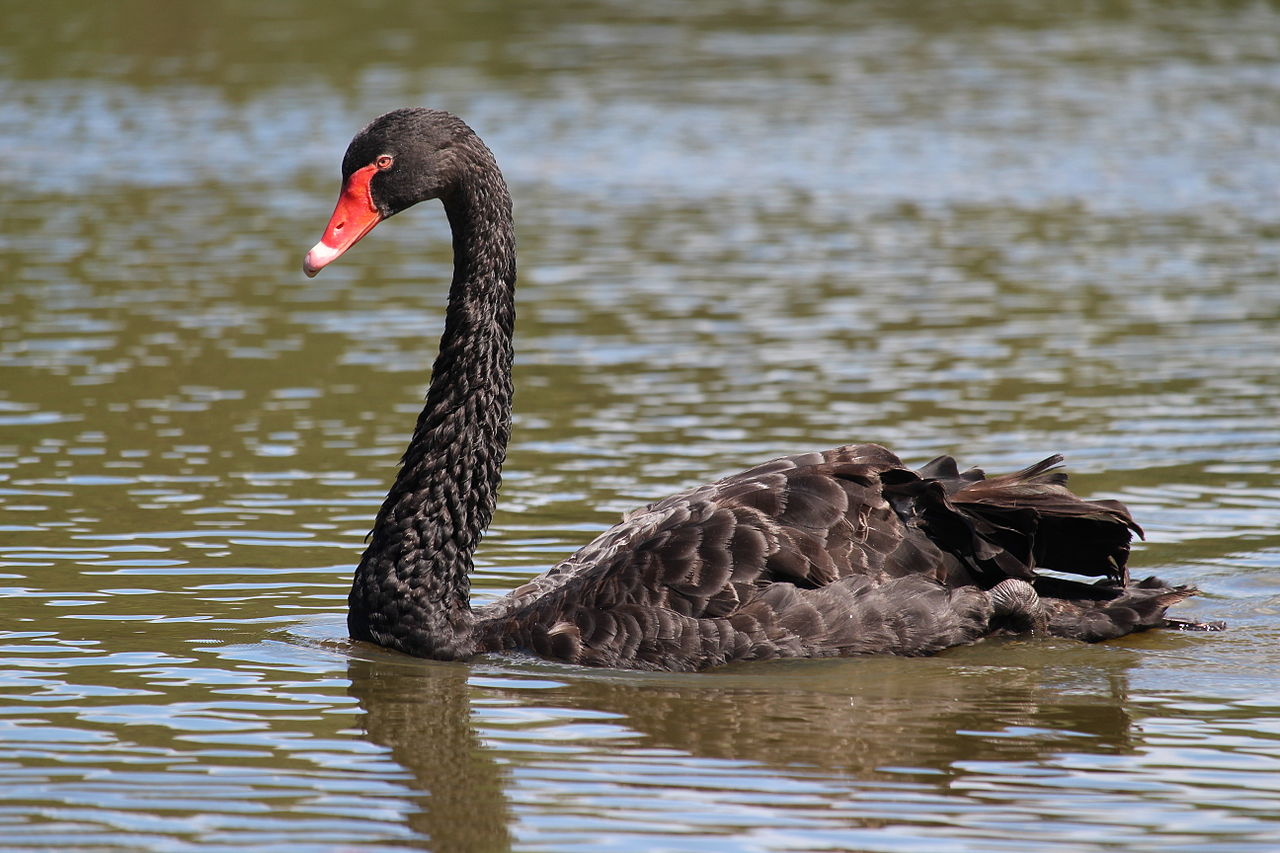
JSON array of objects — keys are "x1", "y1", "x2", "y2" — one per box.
[
  {"x1": 301, "y1": 108, "x2": 1218, "y2": 672},
  {"x1": 472, "y1": 444, "x2": 1189, "y2": 671}
]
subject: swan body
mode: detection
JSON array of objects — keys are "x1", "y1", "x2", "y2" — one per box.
[{"x1": 303, "y1": 108, "x2": 1217, "y2": 672}]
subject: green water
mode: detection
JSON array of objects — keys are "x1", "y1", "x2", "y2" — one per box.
[{"x1": 2, "y1": 1, "x2": 1279, "y2": 850}]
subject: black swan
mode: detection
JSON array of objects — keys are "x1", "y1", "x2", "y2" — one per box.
[{"x1": 303, "y1": 108, "x2": 1219, "y2": 671}]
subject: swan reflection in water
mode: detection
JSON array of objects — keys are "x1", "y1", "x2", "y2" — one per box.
[{"x1": 346, "y1": 643, "x2": 1143, "y2": 844}]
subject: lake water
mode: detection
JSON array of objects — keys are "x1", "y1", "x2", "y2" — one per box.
[{"x1": 2, "y1": 1, "x2": 1279, "y2": 850}]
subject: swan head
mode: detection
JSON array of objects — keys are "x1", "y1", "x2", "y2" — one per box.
[{"x1": 303, "y1": 108, "x2": 481, "y2": 277}]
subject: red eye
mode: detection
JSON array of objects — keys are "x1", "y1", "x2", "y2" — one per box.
[{"x1": 375, "y1": 155, "x2": 394, "y2": 170}]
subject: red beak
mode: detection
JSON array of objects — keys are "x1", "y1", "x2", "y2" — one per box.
[{"x1": 303, "y1": 164, "x2": 383, "y2": 277}]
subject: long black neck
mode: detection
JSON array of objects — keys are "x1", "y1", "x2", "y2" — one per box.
[{"x1": 348, "y1": 152, "x2": 515, "y2": 660}]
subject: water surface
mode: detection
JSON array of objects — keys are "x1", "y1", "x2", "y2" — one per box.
[{"x1": 2, "y1": 1, "x2": 1280, "y2": 850}]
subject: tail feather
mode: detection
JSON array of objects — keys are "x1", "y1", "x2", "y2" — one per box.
[
  {"x1": 1038, "y1": 577, "x2": 1198, "y2": 642},
  {"x1": 907, "y1": 454, "x2": 1219, "y2": 641},
  {"x1": 986, "y1": 453, "x2": 1068, "y2": 486}
]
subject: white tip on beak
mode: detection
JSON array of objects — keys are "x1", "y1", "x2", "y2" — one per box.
[{"x1": 303, "y1": 241, "x2": 344, "y2": 278}]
